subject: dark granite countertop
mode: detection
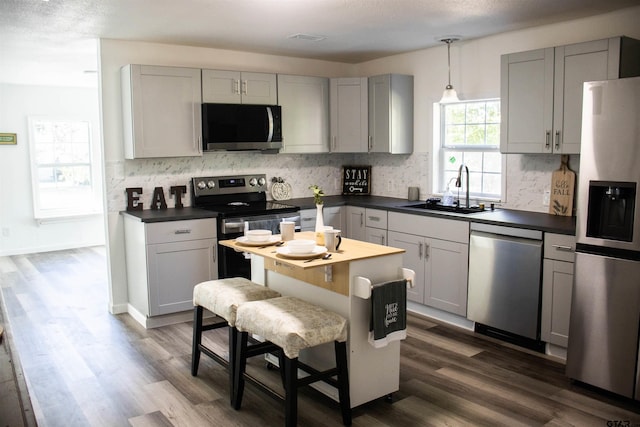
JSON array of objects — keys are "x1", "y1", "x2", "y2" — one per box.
[
  {"x1": 121, "y1": 207, "x2": 218, "y2": 223},
  {"x1": 121, "y1": 195, "x2": 576, "y2": 235}
]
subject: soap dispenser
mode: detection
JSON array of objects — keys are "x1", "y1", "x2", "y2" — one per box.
[{"x1": 442, "y1": 180, "x2": 455, "y2": 206}]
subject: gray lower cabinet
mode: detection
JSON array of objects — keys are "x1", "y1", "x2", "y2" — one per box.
[
  {"x1": 388, "y1": 212, "x2": 469, "y2": 316},
  {"x1": 541, "y1": 233, "x2": 576, "y2": 347},
  {"x1": 365, "y1": 208, "x2": 387, "y2": 245},
  {"x1": 124, "y1": 216, "x2": 217, "y2": 319},
  {"x1": 300, "y1": 206, "x2": 343, "y2": 232},
  {"x1": 345, "y1": 206, "x2": 365, "y2": 240}
]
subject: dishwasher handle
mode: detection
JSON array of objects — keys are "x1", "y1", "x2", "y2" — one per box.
[{"x1": 470, "y1": 222, "x2": 542, "y2": 240}]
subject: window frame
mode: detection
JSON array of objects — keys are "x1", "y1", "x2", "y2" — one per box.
[
  {"x1": 28, "y1": 116, "x2": 102, "y2": 220},
  {"x1": 433, "y1": 99, "x2": 506, "y2": 202}
]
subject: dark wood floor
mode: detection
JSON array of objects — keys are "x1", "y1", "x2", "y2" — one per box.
[{"x1": 1, "y1": 246, "x2": 640, "y2": 426}]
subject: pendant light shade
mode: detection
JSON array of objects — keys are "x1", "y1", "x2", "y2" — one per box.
[{"x1": 439, "y1": 37, "x2": 460, "y2": 103}]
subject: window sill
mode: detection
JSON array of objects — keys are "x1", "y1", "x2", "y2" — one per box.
[{"x1": 35, "y1": 211, "x2": 103, "y2": 225}]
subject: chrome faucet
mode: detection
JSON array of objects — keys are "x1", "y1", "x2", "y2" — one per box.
[{"x1": 455, "y1": 164, "x2": 469, "y2": 208}]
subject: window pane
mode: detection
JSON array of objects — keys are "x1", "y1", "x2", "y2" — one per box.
[
  {"x1": 466, "y1": 103, "x2": 485, "y2": 124},
  {"x1": 30, "y1": 118, "x2": 94, "y2": 215},
  {"x1": 483, "y1": 151, "x2": 502, "y2": 173},
  {"x1": 445, "y1": 124, "x2": 465, "y2": 145},
  {"x1": 438, "y1": 99, "x2": 502, "y2": 199},
  {"x1": 445, "y1": 104, "x2": 466, "y2": 124}
]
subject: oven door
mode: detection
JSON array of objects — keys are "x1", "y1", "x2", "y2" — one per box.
[{"x1": 218, "y1": 212, "x2": 300, "y2": 279}]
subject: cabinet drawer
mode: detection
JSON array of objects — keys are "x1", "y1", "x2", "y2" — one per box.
[
  {"x1": 146, "y1": 218, "x2": 217, "y2": 244},
  {"x1": 365, "y1": 209, "x2": 387, "y2": 229},
  {"x1": 388, "y1": 212, "x2": 469, "y2": 244},
  {"x1": 544, "y1": 233, "x2": 575, "y2": 262}
]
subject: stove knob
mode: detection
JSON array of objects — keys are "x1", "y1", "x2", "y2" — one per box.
[
  {"x1": 249, "y1": 177, "x2": 258, "y2": 187},
  {"x1": 207, "y1": 180, "x2": 216, "y2": 189},
  {"x1": 257, "y1": 177, "x2": 266, "y2": 186},
  {"x1": 197, "y1": 180, "x2": 207, "y2": 189}
]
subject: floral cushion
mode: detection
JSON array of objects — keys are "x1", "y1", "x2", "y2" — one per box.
[
  {"x1": 235, "y1": 296, "x2": 348, "y2": 359},
  {"x1": 193, "y1": 278, "x2": 281, "y2": 326}
]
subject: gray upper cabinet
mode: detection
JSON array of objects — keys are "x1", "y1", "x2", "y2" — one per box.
[
  {"x1": 121, "y1": 64, "x2": 202, "y2": 159},
  {"x1": 278, "y1": 74, "x2": 330, "y2": 153},
  {"x1": 368, "y1": 74, "x2": 414, "y2": 154},
  {"x1": 501, "y1": 37, "x2": 640, "y2": 154},
  {"x1": 202, "y1": 69, "x2": 277, "y2": 104},
  {"x1": 330, "y1": 77, "x2": 368, "y2": 153}
]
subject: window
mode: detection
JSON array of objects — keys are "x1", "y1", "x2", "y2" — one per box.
[
  {"x1": 435, "y1": 99, "x2": 503, "y2": 200},
  {"x1": 29, "y1": 118, "x2": 100, "y2": 218}
]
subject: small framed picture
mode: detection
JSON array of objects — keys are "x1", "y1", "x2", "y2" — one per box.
[
  {"x1": 0, "y1": 133, "x2": 17, "y2": 145},
  {"x1": 342, "y1": 165, "x2": 371, "y2": 195}
]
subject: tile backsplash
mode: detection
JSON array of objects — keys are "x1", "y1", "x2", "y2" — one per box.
[{"x1": 107, "y1": 151, "x2": 578, "y2": 215}]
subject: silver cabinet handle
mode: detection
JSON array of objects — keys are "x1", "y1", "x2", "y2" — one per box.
[
  {"x1": 381, "y1": 236, "x2": 385, "y2": 245},
  {"x1": 418, "y1": 242, "x2": 423, "y2": 259},
  {"x1": 242, "y1": 80, "x2": 248, "y2": 95},
  {"x1": 234, "y1": 79, "x2": 240, "y2": 94},
  {"x1": 368, "y1": 135, "x2": 373, "y2": 151},
  {"x1": 174, "y1": 229, "x2": 191, "y2": 235},
  {"x1": 555, "y1": 130, "x2": 561, "y2": 150},
  {"x1": 368, "y1": 216, "x2": 380, "y2": 222},
  {"x1": 360, "y1": 212, "x2": 363, "y2": 227},
  {"x1": 545, "y1": 131, "x2": 551, "y2": 149},
  {"x1": 332, "y1": 136, "x2": 337, "y2": 151},
  {"x1": 425, "y1": 243, "x2": 430, "y2": 259},
  {"x1": 552, "y1": 244, "x2": 573, "y2": 252}
]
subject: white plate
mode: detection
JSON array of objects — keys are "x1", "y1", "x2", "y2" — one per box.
[
  {"x1": 276, "y1": 245, "x2": 327, "y2": 259},
  {"x1": 236, "y1": 235, "x2": 280, "y2": 246}
]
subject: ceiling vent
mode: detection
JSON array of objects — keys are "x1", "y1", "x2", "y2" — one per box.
[{"x1": 287, "y1": 33, "x2": 327, "y2": 42}]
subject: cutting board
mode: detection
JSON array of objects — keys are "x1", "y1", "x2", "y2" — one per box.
[{"x1": 549, "y1": 155, "x2": 575, "y2": 216}]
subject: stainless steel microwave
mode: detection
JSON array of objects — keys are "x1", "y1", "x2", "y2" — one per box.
[{"x1": 202, "y1": 103, "x2": 282, "y2": 151}]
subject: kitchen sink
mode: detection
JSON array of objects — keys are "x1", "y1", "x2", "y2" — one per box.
[{"x1": 402, "y1": 202, "x2": 485, "y2": 214}]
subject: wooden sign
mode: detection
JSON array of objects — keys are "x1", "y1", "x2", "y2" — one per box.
[
  {"x1": 549, "y1": 155, "x2": 575, "y2": 216},
  {"x1": 342, "y1": 165, "x2": 371, "y2": 195}
]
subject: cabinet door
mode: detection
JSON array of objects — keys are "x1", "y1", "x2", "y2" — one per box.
[
  {"x1": 365, "y1": 227, "x2": 387, "y2": 246},
  {"x1": 147, "y1": 239, "x2": 217, "y2": 315},
  {"x1": 202, "y1": 70, "x2": 277, "y2": 104},
  {"x1": 323, "y1": 206, "x2": 343, "y2": 231},
  {"x1": 368, "y1": 74, "x2": 413, "y2": 154},
  {"x1": 345, "y1": 206, "x2": 365, "y2": 240},
  {"x1": 553, "y1": 38, "x2": 620, "y2": 154},
  {"x1": 425, "y1": 239, "x2": 469, "y2": 316},
  {"x1": 123, "y1": 65, "x2": 202, "y2": 158},
  {"x1": 299, "y1": 209, "x2": 316, "y2": 231},
  {"x1": 201, "y1": 69, "x2": 241, "y2": 103},
  {"x1": 278, "y1": 75, "x2": 329, "y2": 153},
  {"x1": 500, "y1": 48, "x2": 554, "y2": 153},
  {"x1": 388, "y1": 231, "x2": 425, "y2": 303},
  {"x1": 241, "y1": 72, "x2": 278, "y2": 105},
  {"x1": 541, "y1": 258, "x2": 573, "y2": 347},
  {"x1": 330, "y1": 77, "x2": 368, "y2": 153}
]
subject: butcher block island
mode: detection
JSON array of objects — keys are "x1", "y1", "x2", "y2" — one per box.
[{"x1": 219, "y1": 231, "x2": 410, "y2": 407}]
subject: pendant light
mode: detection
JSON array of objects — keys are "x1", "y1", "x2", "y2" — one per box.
[{"x1": 439, "y1": 37, "x2": 460, "y2": 103}]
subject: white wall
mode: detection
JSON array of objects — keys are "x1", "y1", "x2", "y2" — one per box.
[
  {"x1": 0, "y1": 83, "x2": 105, "y2": 256},
  {"x1": 354, "y1": 6, "x2": 640, "y2": 208},
  {"x1": 99, "y1": 6, "x2": 640, "y2": 312}
]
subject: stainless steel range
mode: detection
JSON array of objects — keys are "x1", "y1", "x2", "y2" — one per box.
[{"x1": 192, "y1": 174, "x2": 300, "y2": 279}]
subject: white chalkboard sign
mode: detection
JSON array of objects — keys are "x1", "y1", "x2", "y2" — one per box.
[{"x1": 342, "y1": 165, "x2": 371, "y2": 195}]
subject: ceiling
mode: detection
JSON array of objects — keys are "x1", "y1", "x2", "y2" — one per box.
[{"x1": 1, "y1": 0, "x2": 639, "y2": 86}]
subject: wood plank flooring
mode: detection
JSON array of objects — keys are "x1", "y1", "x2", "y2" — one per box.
[{"x1": 1, "y1": 246, "x2": 640, "y2": 426}]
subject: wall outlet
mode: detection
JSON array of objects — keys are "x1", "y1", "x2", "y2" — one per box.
[{"x1": 543, "y1": 189, "x2": 551, "y2": 206}]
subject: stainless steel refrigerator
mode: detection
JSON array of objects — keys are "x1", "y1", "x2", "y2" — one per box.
[{"x1": 566, "y1": 76, "x2": 640, "y2": 400}]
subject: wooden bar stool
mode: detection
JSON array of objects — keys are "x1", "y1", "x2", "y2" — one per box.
[
  {"x1": 233, "y1": 296, "x2": 351, "y2": 427},
  {"x1": 191, "y1": 277, "x2": 281, "y2": 402}
]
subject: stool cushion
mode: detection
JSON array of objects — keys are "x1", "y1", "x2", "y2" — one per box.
[
  {"x1": 235, "y1": 296, "x2": 348, "y2": 359},
  {"x1": 193, "y1": 278, "x2": 281, "y2": 326}
]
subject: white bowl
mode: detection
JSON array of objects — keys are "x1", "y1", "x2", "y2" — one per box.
[
  {"x1": 287, "y1": 239, "x2": 316, "y2": 254},
  {"x1": 246, "y1": 229, "x2": 272, "y2": 242}
]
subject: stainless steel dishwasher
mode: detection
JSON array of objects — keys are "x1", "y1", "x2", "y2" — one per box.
[{"x1": 467, "y1": 223, "x2": 543, "y2": 347}]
